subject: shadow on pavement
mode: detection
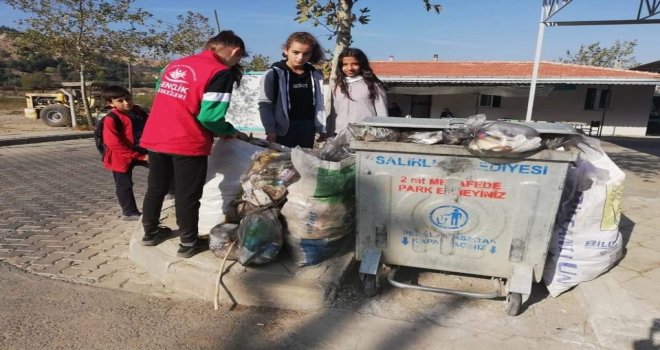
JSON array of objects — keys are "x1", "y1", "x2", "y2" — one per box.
[{"x1": 601, "y1": 136, "x2": 660, "y2": 158}]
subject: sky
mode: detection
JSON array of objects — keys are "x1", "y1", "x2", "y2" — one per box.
[{"x1": 1, "y1": 0, "x2": 659, "y2": 65}]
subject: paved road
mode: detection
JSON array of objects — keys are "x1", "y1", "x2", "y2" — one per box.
[
  {"x1": 2, "y1": 137, "x2": 659, "y2": 349},
  {"x1": 0, "y1": 138, "x2": 604, "y2": 349},
  {"x1": 0, "y1": 139, "x2": 170, "y2": 297}
]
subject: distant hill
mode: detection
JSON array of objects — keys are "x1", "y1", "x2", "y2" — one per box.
[{"x1": 0, "y1": 27, "x2": 162, "y2": 88}]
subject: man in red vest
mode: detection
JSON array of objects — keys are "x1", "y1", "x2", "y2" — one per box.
[{"x1": 139, "y1": 30, "x2": 247, "y2": 258}]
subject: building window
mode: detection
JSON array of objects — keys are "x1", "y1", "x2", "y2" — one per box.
[
  {"x1": 409, "y1": 95, "x2": 431, "y2": 118},
  {"x1": 584, "y1": 88, "x2": 611, "y2": 110},
  {"x1": 479, "y1": 94, "x2": 502, "y2": 108}
]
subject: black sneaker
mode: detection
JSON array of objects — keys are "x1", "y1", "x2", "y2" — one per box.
[
  {"x1": 176, "y1": 238, "x2": 209, "y2": 258},
  {"x1": 140, "y1": 226, "x2": 172, "y2": 246},
  {"x1": 122, "y1": 212, "x2": 142, "y2": 221}
]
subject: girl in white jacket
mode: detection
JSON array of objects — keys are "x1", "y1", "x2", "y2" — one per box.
[{"x1": 326, "y1": 47, "x2": 388, "y2": 137}]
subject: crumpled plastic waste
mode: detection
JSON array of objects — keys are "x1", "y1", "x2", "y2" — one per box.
[
  {"x1": 347, "y1": 124, "x2": 400, "y2": 142},
  {"x1": 237, "y1": 208, "x2": 283, "y2": 266},
  {"x1": 468, "y1": 121, "x2": 542, "y2": 154},
  {"x1": 400, "y1": 130, "x2": 444, "y2": 145},
  {"x1": 209, "y1": 223, "x2": 239, "y2": 260}
]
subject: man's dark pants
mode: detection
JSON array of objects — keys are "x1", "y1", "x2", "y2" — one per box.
[{"x1": 142, "y1": 151, "x2": 207, "y2": 245}]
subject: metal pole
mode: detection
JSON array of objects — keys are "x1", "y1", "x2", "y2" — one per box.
[
  {"x1": 525, "y1": 5, "x2": 547, "y2": 122},
  {"x1": 127, "y1": 60, "x2": 133, "y2": 95}
]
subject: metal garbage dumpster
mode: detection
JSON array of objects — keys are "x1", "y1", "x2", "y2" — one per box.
[{"x1": 352, "y1": 117, "x2": 578, "y2": 315}]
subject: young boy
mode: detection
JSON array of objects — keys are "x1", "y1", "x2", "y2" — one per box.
[
  {"x1": 100, "y1": 85, "x2": 149, "y2": 221},
  {"x1": 139, "y1": 30, "x2": 246, "y2": 257}
]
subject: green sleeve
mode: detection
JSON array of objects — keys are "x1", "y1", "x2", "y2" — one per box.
[{"x1": 197, "y1": 70, "x2": 238, "y2": 136}]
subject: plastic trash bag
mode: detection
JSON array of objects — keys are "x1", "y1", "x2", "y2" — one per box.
[
  {"x1": 400, "y1": 130, "x2": 444, "y2": 145},
  {"x1": 240, "y1": 150, "x2": 298, "y2": 207},
  {"x1": 314, "y1": 130, "x2": 352, "y2": 161},
  {"x1": 468, "y1": 121, "x2": 542, "y2": 154},
  {"x1": 439, "y1": 114, "x2": 487, "y2": 145},
  {"x1": 209, "y1": 223, "x2": 239, "y2": 260},
  {"x1": 347, "y1": 124, "x2": 400, "y2": 142},
  {"x1": 237, "y1": 208, "x2": 283, "y2": 266}
]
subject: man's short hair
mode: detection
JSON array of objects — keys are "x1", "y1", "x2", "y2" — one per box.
[{"x1": 102, "y1": 85, "x2": 131, "y2": 103}]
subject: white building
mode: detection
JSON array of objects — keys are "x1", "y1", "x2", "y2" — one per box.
[
  {"x1": 226, "y1": 62, "x2": 660, "y2": 137},
  {"x1": 374, "y1": 61, "x2": 660, "y2": 136}
]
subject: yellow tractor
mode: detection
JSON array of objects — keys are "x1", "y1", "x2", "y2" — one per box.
[{"x1": 24, "y1": 82, "x2": 108, "y2": 127}]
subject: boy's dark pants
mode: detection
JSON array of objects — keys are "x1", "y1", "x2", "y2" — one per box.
[
  {"x1": 142, "y1": 151, "x2": 207, "y2": 245},
  {"x1": 113, "y1": 160, "x2": 147, "y2": 216},
  {"x1": 277, "y1": 119, "x2": 316, "y2": 148}
]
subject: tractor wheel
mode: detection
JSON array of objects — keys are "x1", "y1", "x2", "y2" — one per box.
[{"x1": 40, "y1": 104, "x2": 71, "y2": 127}]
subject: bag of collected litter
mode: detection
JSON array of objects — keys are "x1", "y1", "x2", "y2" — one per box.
[
  {"x1": 290, "y1": 147, "x2": 355, "y2": 197},
  {"x1": 209, "y1": 223, "x2": 239, "y2": 260},
  {"x1": 543, "y1": 136, "x2": 625, "y2": 297},
  {"x1": 199, "y1": 138, "x2": 265, "y2": 235},
  {"x1": 237, "y1": 208, "x2": 283, "y2": 266},
  {"x1": 316, "y1": 130, "x2": 352, "y2": 161},
  {"x1": 240, "y1": 150, "x2": 298, "y2": 207},
  {"x1": 440, "y1": 114, "x2": 486, "y2": 145},
  {"x1": 468, "y1": 121, "x2": 542, "y2": 154},
  {"x1": 400, "y1": 130, "x2": 444, "y2": 145},
  {"x1": 281, "y1": 192, "x2": 355, "y2": 240},
  {"x1": 347, "y1": 124, "x2": 400, "y2": 142},
  {"x1": 284, "y1": 233, "x2": 348, "y2": 267}
]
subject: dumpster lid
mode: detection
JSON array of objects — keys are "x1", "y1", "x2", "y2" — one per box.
[{"x1": 358, "y1": 117, "x2": 578, "y2": 134}]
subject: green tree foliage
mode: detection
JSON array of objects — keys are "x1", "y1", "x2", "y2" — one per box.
[
  {"x1": 245, "y1": 54, "x2": 271, "y2": 72},
  {"x1": 295, "y1": 0, "x2": 442, "y2": 82},
  {"x1": 5, "y1": 0, "x2": 160, "y2": 126},
  {"x1": 164, "y1": 11, "x2": 215, "y2": 57},
  {"x1": 20, "y1": 71, "x2": 53, "y2": 90},
  {"x1": 559, "y1": 40, "x2": 639, "y2": 69}
]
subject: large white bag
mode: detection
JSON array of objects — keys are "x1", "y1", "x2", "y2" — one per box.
[
  {"x1": 198, "y1": 139, "x2": 264, "y2": 235},
  {"x1": 281, "y1": 192, "x2": 354, "y2": 240},
  {"x1": 544, "y1": 139, "x2": 625, "y2": 297},
  {"x1": 290, "y1": 147, "x2": 355, "y2": 197}
]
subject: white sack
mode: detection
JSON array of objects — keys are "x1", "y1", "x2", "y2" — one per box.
[
  {"x1": 198, "y1": 138, "x2": 264, "y2": 235},
  {"x1": 544, "y1": 144, "x2": 625, "y2": 297},
  {"x1": 290, "y1": 147, "x2": 355, "y2": 197},
  {"x1": 280, "y1": 192, "x2": 354, "y2": 240}
]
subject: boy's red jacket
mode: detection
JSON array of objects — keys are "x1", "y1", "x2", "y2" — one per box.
[
  {"x1": 140, "y1": 50, "x2": 238, "y2": 156},
  {"x1": 102, "y1": 106, "x2": 148, "y2": 172}
]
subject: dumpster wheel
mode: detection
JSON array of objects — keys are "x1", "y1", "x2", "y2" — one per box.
[
  {"x1": 505, "y1": 292, "x2": 522, "y2": 316},
  {"x1": 360, "y1": 273, "x2": 379, "y2": 297}
]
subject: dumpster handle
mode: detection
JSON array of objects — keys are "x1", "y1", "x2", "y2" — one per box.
[{"x1": 386, "y1": 267, "x2": 501, "y2": 299}]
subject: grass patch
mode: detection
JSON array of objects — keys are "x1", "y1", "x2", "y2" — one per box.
[{"x1": 0, "y1": 96, "x2": 25, "y2": 112}]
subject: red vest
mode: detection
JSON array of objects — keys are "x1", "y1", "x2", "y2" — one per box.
[{"x1": 141, "y1": 50, "x2": 229, "y2": 156}]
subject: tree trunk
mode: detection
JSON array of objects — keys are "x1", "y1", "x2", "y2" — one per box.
[
  {"x1": 79, "y1": 64, "x2": 94, "y2": 128},
  {"x1": 325, "y1": 0, "x2": 353, "y2": 127},
  {"x1": 330, "y1": 0, "x2": 353, "y2": 87},
  {"x1": 127, "y1": 60, "x2": 133, "y2": 95}
]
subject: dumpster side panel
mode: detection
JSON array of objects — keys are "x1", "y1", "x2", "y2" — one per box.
[{"x1": 355, "y1": 146, "x2": 572, "y2": 280}]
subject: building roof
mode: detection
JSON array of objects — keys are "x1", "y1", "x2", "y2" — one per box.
[
  {"x1": 631, "y1": 60, "x2": 660, "y2": 73},
  {"x1": 370, "y1": 61, "x2": 660, "y2": 85}
]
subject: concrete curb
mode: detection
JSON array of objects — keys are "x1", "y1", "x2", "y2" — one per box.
[
  {"x1": 0, "y1": 132, "x2": 94, "y2": 147},
  {"x1": 128, "y1": 207, "x2": 356, "y2": 310}
]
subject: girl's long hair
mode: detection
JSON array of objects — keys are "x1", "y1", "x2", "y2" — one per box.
[{"x1": 334, "y1": 48, "x2": 385, "y2": 101}]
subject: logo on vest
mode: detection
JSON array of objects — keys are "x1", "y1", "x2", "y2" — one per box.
[{"x1": 159, "y1": 64, "x2": 197, "y2": 100}]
